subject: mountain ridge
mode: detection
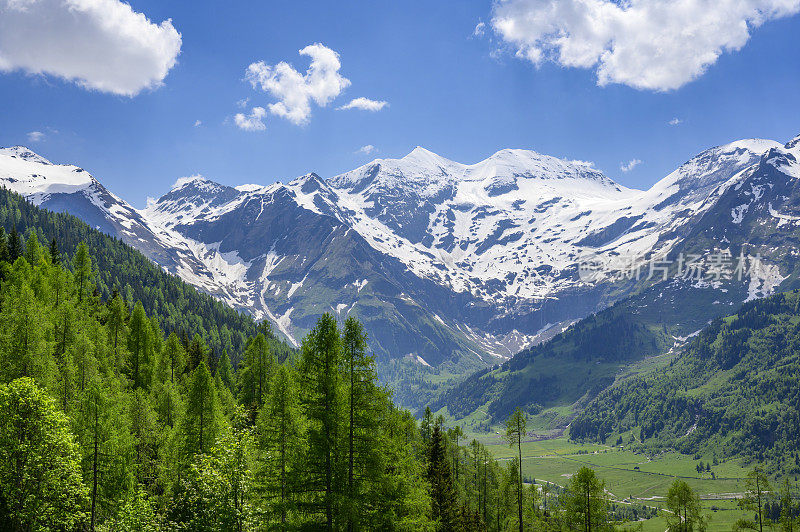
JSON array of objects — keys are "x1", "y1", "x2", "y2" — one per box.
[{"x1": 1, "y1": 136, "x2": 797, "y2": 402}]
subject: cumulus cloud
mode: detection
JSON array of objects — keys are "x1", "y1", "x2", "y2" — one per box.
[
  {"x1": 0, "y1": 0, "x2": 182, "y2": 96},
  {"x1": 490, "y1": 0, "x2": 800, "y2": 91},
  {"x1": 194, "y1": 119, "x2": 202, "y2": 127},
  {"x1": 27, "y1": 130, "x2": 44, "y2": 142},
  {"x1": 620, "y1": 158, "x2": 642, "y2": 172},
  {"x1": 234, "y1": 106, "x2": 267, "y2": 131},
  {"x1": 245, "y1": 43, "x2": 351, "y2": 125},
  {"x1": 338, "y1": 97, "x2": 388, "y2": 112},
  {"x1": 474, "y1": 21, "x2": 487, "y2": 36},
  {"x1": 668, "y1": 117, "x2": 683, "y2": 126},
  {"x1": 357, "y1": 144, "x2": 376, "y2": 155}
]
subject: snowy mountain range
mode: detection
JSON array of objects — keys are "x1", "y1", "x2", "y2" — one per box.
[{"x1": 1, "y1": 134, "x2": 798, "y2": 374}]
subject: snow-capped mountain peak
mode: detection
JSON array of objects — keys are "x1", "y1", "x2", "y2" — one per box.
[{"x1": 0, "y1": 146, "x2": 53, "y2": 165}]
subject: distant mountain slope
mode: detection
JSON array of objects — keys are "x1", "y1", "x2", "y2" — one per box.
[
  {"x1": 570, "y1": 289, "x2": 800, "y2": 474},
  {"x1": 0, "y1": 135, "x2": 796, "y2": 394},
  {"x1": 0, "y1": 186, "x2": 293, "y2": 365},
  {"x1": 432, "y1": 134, "x2": 800, "y2": 424}
]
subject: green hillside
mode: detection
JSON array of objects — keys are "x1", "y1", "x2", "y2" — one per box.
[{"x1": 571, "y1": 290, "x2": 800, "y2": 475}]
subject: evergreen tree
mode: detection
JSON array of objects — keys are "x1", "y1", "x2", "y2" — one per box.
[
  {"x1": 24, "y1": 232, "x2": 44, "y2": 266},
  {"x1": 180, "y1": 361, "x2": 226, "y2": 457},
  {"x1": 107, "y1": 293, "x2": 127, "y2": 361},
  {"x1": 256, "y1": 364, "x2": 303, "y2": 529},
  {"x1": 127, "y1": 302, "x2": 152, "y2": 389},
  {"x1": 299, "y1": 313, "x2": 344, "y2": 529},
  {"x1": 341, "y1": 316, "x2": 383, "y2": 530},
  {"x1": 49, "y1": 237, "x2": 60, "y2": 265},
  {"x1": 737, "y1": 466, "x2": 773, "y2": 532},
  {"x1": 216, "y1": 349, "x2": 235, "y2": 393},
  {"x1": 73, "y1": 242, "x2": 93, "y2": 303},
  {"x1": 0, "y1": 226, "x2": 9, "y2": 265},
  {"x1": 562, "y1": 466, "x2": 611, "y2": 532},
  {"x1": 239, "y1": 333, "x2": 274, "y2": 416},
  {"x1": 7, "y1": 226, "x2": 22, "y2": 262},
  {"x1": 505, "y1": 407, "x2": 526, "y2": 532},
  {"x1": 427, "y1": 424, "x2": 458, "y2": 531},
  {"x1": 666, "y1": 479, "x2": 707, "y2": 531}
]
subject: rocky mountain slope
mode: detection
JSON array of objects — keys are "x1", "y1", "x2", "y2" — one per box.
[{"x1": 0, "y1": 135, "x2": 796, "y2": 384}]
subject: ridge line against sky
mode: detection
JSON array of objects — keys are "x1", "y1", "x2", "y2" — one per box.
[{"x1": 1, "y1": 0, "x2": 799, "y2": 206}]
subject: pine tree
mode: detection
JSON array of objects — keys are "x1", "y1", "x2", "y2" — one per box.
[
  {"x1": 738, "y1": 466, "x2": 773, "y2": 532},
  {"x1": 107, "y1": 293, "x2": 127, "y2": 361},
  {"x1": 299, "y1": 313, "x2": 344, "y2": 530},
  {"x1": 161, "y1": 332, "x2": 185, "y2": 384},
  {"x1": 0, "y1": 226, "x2": 9, "y2": 265},
  {"x1": 24, "y1": 232, "x2": 44, "y2": 266}
]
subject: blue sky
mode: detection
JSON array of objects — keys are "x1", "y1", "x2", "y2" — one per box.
[{"x1": 1, "y1": 0, "x2": 799, "y2": 207}]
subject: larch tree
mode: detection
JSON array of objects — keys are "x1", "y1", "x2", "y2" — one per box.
[
  {"x1": 505, "y1": 407, "x2": 526, "y2": 532},
  {"x1": 180, "y1": 360, "x2": 226, "y2": 458},
  {"x1": 299, "y1": 312, "x2": 345, "y2": 530},
  {"x1": 256, "y1": 364, "x2": 304, "y2": 529}
]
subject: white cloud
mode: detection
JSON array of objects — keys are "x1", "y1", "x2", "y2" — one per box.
[
  {"x1": 0, "y1": 0, "x2": 182, "y2": 96},
  {"x1": 620, "y1": 158, "x2": 642, "y2": 172},
  {"x1": 668, "y1": 117, "x2": 683, "y2": 126},
  {"x1": 236, "y1": 97, "x2": 250, "y2": 108},
  {"x1": 474, "y1": 21, "x2": 487, "y2": 36},
  {"x1": 338, "y1": 97, "x2": 388, "y2": 112},
  {"x1": 234, "y1": 106, "x2": 267, "y2": 132},
  {"x1": 245, "y1": 43, "x2": 351, "y2": 125},
  {"x1": 490, "y1": 0, "x2": 800, "y2": 91},
  {"x1": 357, "y1": 144, "x2": 376, "y2": 155},
  {"x1": 27, "y1": 130, "x2": 44, "y2": 142},
  {"x1": 194, "y1": 119, "x2": 202, "y2": 127}
]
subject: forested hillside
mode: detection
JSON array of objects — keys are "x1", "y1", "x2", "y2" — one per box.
[
  {"x1": 0, "y1": 186, "x2": 291, "y2": 365},
  {"x1": 571, "y1": 290, "x2": 800, "y2": 475}
]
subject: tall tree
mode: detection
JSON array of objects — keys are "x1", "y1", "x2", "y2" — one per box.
[
  {"x1": 180, "y1": 361, "x2": 226, "y2": 457},
  {"x1": 666, "y1": 479, "x2": 707, "y2": 531},
  {"x1": 256, "y1": 364, "x2": 303, "y2": 529},
  {"x1": 49, "y1": 237, "x2": 60, "y2": 265},
  {"x1": 562, "y1": 466, "x2": 611, "y2": 532},
  {"x1": 7, "y1": 226, "x2": 22, "y2": 262},
  {"x1": 505, "y1": 407, "x2": 526, "y2": 532},
  {"x1": 737, "y1": 466, "x2": 773, "y2": 532},
  {"x1": 341, "y1": 316, "x2": 384, "y2": 530},
  {"x1": 427, "y1": 424, "x2": 458, "y2": 531},
  {"x1": 72, "y1": 242, "x2": 93, "y2": 304},
  {"x1": 127, "y1": 302, "x2": 152, "y2": 389},
  {"x1": 216, "y1": 349, "x2": 235, "y2": 392},
  {"x1": 299, "y1": 313, "x2": 344, "y2": 530},
  {"x1": 107, "y1": 293, "x2": 126, "y2": 360},
  {"x1": 239, "y1": 333, "x2": 273, "y2": 415}
]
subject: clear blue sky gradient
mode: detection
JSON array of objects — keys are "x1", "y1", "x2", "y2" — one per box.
[{"x1": 1, "y1": 0, "x2": 799, "y2": 207}]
